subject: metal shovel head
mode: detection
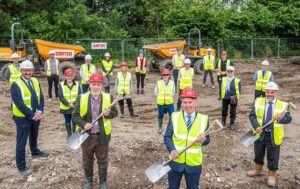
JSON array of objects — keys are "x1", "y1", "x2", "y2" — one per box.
[
  {"x1": 240, "y1": 129, "x2": 259, "y2": 147},
  {"x1": 67, "y1": 131, "x2": 89, "y2": 150},
  {"x1": 145, "y1": 158, "x2": 171, "y2": 183}
]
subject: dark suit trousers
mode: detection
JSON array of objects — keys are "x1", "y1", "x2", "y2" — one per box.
[
  {"x1": 168, "y1": 169, "x2": 201, "y2": 189},
  {"x1": 47, "y1": 75, "x2": 59, "y2": 98}
]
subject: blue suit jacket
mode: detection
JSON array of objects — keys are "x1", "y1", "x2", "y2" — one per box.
[{"x1": 164, "y1": 111, "x2": 210, "y2": 173}]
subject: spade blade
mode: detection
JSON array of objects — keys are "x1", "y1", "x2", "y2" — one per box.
[
  {"x1": 145, "y1": 158, "x2": 171, "y2": 183},
  {"x1": 67, "y1": 131, "x2": 89, "y2": 150},
  {"x1": 240, "y1": 129, "x2": 259, "y2": 147}
]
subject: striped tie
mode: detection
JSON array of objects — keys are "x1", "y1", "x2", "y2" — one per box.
[{"x1": 187, "y1": 115, "x2": 192, "y2": 130}]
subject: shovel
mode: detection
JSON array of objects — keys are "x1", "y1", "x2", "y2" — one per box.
[
  {"x1": 145, "y1": 119, "x2": 224, "y2": 183},
  {"x1": 240, "y1": 102, "x2": 296, "y2": 147},
  {"x1": 67, "y1": 95, "x2": 122, "y2": 150}
]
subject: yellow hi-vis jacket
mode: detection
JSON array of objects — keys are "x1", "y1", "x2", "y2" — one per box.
[
  {"x1": 179, "y1": 68, "x2": 194, "y2": 90},
  {"x1": 173, "y1": 54, "x2": 185, "y2": 69},
  {"x1": 255, "y1": 70, "x2": 272, "y2": 92},
  {"x1": 221, "y1": 77, "x2": 240, "y2": 100},
  {"x1": 254, "y1": 97, "x2": 288, "y2": 145},
  {"x1": 217, "y1": 59, "x2": 231, "y2": 76},
  {"x1": 171, "y1": 111, "x2": 208, "y2": 166},
  {"x1": 12, "y1": 77, "x2": 41, "y2": 117},
  {"x1": 46, "y1": 59, "x2": 59, "y2": 76},
  {"x1": 117, "y1": 72, "x2": 131, "y2": 95},
  {"x1": 60, "y1": 81, "x2": 79, "y2": 110},
  {"x1": 76, "y1": 91, "x2": 112, "y2": 135},
  {"x1": 81, "y1": 63, "x2": 96, "y2": 84},
  {"x1": 203, "y1": 55, "x2": 215, "y2": 70},
  {"x1": 156, "y1": 80, "x2": 174, "y2": 105},
  {"x1": 8, "y1": 64, "x2": 21, "y2": 86},
  {"x1": 101, "y1": 60, "x2": 113, "y2": 76},
  {"x1": 135, "y1": 57, "x2": 147, "y2": 74}
]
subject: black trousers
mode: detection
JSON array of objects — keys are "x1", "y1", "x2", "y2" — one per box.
[
  {"x1": 222, "y1": 99, "x2": 237, "y2": 124},
  {"x1": 136, "y1": 72, "x2": 146, "y2": 90},
  {"x1": 173, "y1": 69, "x2": 179, "y2": 89},
  {"x1": 254, "y1": 90, "x2": 265, "y2": 99},
  {"x1": 203, "y1": 70, "x2": 214, "y2": 85},
  {"x1": 177, "y1": 90, "x2": 182, "y2": 111},
  {"x1": 217, "y1": 75, "x2": 225, "y2": 97},
  {"x1": 254, "y1": 132, "x2": 280, "y2": 171},
  {"x1": 118, "y1": 96, "x2": 133, "y2": 114},
  {"x1": 47, "y1": 75, "x2": 59, "y2": 98}
]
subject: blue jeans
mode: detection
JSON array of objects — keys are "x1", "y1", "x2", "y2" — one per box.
[
  {"x1": 63, "y1": 114, "x2": 75, "y2": 131},
  {"x1": 168, "y1": 169, "x2": 201, "y2": 189},
  {"x1": 82, "y1": 84, "x2": 89, "y2": 93},
  {"x1": 157, "y1": 104, "x2": 174, "y2": 122},
  {"x1": 13, "y1": 117, "x2": 41, "y2": 171}
]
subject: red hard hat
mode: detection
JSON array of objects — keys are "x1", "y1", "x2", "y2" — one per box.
[
  {"x1": 120, "y1": 61, "x2": 128, "y2": 67},
  {"x1": 161, "y1": 68, "x2": 170, "y2": 75},
  {"x1": 64, "y1": 68, "x2": 74, "y2": 76},
  {"x1": 89, "y1": 72, "x2": 103, "y2": 83},
  {"x1": 180, "y1": 88, "x2": 197, "y2": 99}
]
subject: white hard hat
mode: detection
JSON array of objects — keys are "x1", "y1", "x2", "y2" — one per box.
[
  {"x1": 11, "y1": 53, "x2": 20, "y2": 59},
  {"x1": 184, "y1": 58, "x2": 191, "y2": 64},
  {"x1": 48, "y1": 50, "x2": 55, "y2": 55},
  {"x1": 261, "y1": 60, "x2": 269, "y2": 66},
  {"x1": 104, "y1": 52, "x2": 110, "y2": 57},
  {"x1": 265, "y1": 82, "x2": 279, "y2": 91},
  {"x1": 227, "y1": 66, "x2": 235, "y2": 71},
  {"x1": 85, "y1": 54, "x2": 92, "y2": 60},
  {"x1": 207, "y1": 48, "x2": 212, "y2": 52},
  {"x1": 20, "y1": 60, "x2": 34, "y2": 69}
]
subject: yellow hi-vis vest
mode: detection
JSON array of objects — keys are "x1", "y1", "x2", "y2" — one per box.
[
  {"x1": 255, "y1": 70, "x2": 272, "y2": 92},
  {"x1": 203, "y1": 55, "x2": 215, "y2": 70},
  {"x1": 60, "y1": 81, "x2": 79, "y2": 110},
  {"x1": 173, "y1": 54, "x2": 185, "y2": 69},
  {"x1": 46, "y1": 59, "x2": 59, "y2": 76},
  {"x1": 81, "y1": 63, "x2": 96, "y2": 84},
  {"x1": 135, "y1": 57, "x2": 147, "y2": 74},
  {"x1": 217, "y1": 59, "x2": 230, "y2": 76},
  {"x1": 156, "y1": 80, "x2": 174, "y2": 105},
  {"x1": 117, "y1": 72, "x2": 131, "y2": 95},
  {"x1": 8, "y1": 64, "x2": 21, "y2": 86},
  {"x1": 12, "y1": 77, "x2": 41, "y2": 117},
  {"x1": 172, "y1": 111, "x2": 208, "y2": 166},
  {"x1": 221, "y1": 77, "x2": 240, "y2": 100},
  {"x1": 77, "y1": 91, "x2": 112, "y2": 135},
  {"x1": 101, "y1": 60, "x2": 113, "y2": 76},
  {"x1": 179, "y1": 68, "x2": 194, "y2": 90},
  {"x1": 254, "y1": 97, "x2": 288, "y2": 145}
]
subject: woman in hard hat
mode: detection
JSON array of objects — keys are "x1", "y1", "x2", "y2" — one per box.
[
  {"x1": 135, "y1": 49, "x2": 147, "y2": 94},
  {"x1": 101, "y1": 52, "x2": 114, "y2": 93},
  {"x1": 58, "y1": 68, "x2": 81, "y2": 138},
  {"x1": 154, "y1": 68, "x2": 175, "y2": 134}
]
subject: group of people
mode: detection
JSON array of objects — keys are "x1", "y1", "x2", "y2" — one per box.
[{"x1": 7, "y1": 46, "x2": 293, "y2": 189}]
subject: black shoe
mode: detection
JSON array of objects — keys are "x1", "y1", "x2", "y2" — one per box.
[
  {"x1": 19, "y1": 168, "x2": 32, "y2": 176},
  {"x1": 32, "y1": 151, "x2": 49, "y2": 158},
  {"x1": 222, "y1": 122, "x2": 226, "y2": 128},
  {"x1": 137, "y1": 89, "x2": 140, "y2": 94},
  {"x1": 130, "y1": 113, "x2": 138, "y2": 117}
]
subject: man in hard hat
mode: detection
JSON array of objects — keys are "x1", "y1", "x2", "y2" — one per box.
[
  {"x1": 45, "y1": 50, "x2": 60, "y2": 101},
  {"x1": 115, "y1": 61, "x2": 138, "y2": 118},
  {"x1": 164, "y1": 88, "x2": 210, "y2": 189},
  {"x1": 101, "y1": 52, "x2": 113, "y2": 93},
  {"x1": 73, "y1": 72, "x2": 118, "y2": 189},
  {"x1": 177, "y1": 58, "x2": 194, "y2": 111},
  {"x1": 172, "y1": 47, "x2": 185, "y2": 90},
  {"x1": 58, "y1": 68, "x2": 81, "y2": 138},
  {"x1": 154, "y1": 68, "x2": 175, "y2": 134},
  {"x1": 253, "y1": 60, "x2": 274, "y2": 99},
  {"x1": 11, "y1": 60, "x2": 48, "y2": 176},
  {"x1": 135, "y1": 49, "x2": 147, "y2": 94},
  {"x1": 215, "y1": 50, "x2": 233, "y2": 99},
  {"x1": 202, "y1": 48, "x2": 215, "y2": 88},
  {"x1": 220, "y1": 66, "x2": 241, "y2": 129},
  {"x1": 247, "y1": 82, "x2": 292, "y2": 187},
  {"x1": 80, "y1": 54, "x2": 96, "y2": 93},
  {"x1": 6, "y1": 53, "x2": 21, "y2": 86}
]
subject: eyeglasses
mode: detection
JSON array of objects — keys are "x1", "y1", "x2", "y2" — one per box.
[
  {"x1": 227, "y1": 70, "x2": 233, "y2": 73},
  {"x1": 162, "y1": 74, "x2": 169, "y2": 76}
]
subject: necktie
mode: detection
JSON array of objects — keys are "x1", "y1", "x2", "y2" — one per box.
[
  {"x1": 27, "y1": 80, "x2": 35, "y2": 94},
  {"x1": 208, "y1": 55, "x2": 210, "y2": 60},
  {"x1": 88, "y1": 64, "x2": 90, "y2": 72},
  {"x1": 187, "y1": 115, "x2": 192, "y2": 130},
  {"x1": 262, "y1": 70, "x2": 266, "y2": 78},
  {"x1": 265, "y1": 102, "x2": 273, "y2": 130}
]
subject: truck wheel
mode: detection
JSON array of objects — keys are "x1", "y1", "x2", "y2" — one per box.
[
  {"x1": 193, "y1": 59, "x2": 203, "y2": 75},
  {"x1": 59, "y1": 61, "x2": 77, "y2": 80},
  {"x1": 160, "y1": 59, "x2": 172, "y2": 72},
  {"x1": 147, "y1": 57, "x2": 154, "y2": 72},
  {"x1": 0, "y1": 63, "x2": 11, "y2": 81},
  {"x1": 289, "y1": 56, "x2": 300, "y2": 65}
]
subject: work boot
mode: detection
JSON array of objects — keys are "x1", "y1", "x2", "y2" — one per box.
[
  {"x1": 158, "y1": 119, "x2": 163, "y2": 134},
  {"x1": 128, "y1": 105, "x2": 138, "y2": 117},
  {"x1": 65, "y1": 123, "x2": 72, "y2": 138},
  {"x1": 267, "y1": 171, "x2": 276, "y2": 187},
  {"x1": 246, "y1": 164, "x2": 263, "y2": 177},
  {"x1": 99, "y1": 167, "x2": 107, "y2": 189},
  {"x1": 230, "y1": 123, "x2": 235, "y2": 130},
  {"x1": 137, "y1": 89, "x2": 140, "y2": 94},
  {"x1": 19, "y1": 168, "x2": 32, "y2": 176},
  {"x1": 141, "y1": 89, "x2": 144, "y2": 94},
  {"x1": 83, "y1": 168, "x2": 93, "y2": 189}
]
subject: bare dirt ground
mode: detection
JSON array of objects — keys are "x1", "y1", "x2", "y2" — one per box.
[{"x1": 0, "y1": 59, "x2": 299, "y2": 189}]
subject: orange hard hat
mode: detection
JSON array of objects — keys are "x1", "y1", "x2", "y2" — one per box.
[
  {"x1": 89, "y1": 72, "x2": 103, "y2": 83},
  {"x1": 64, "y1": 68, "x2": 74, "y2": 76},
  {"x1": 120, "y1": 61, "x2": 128, "y2": 67},
  {"x1": 161, "y1": 68, "x2": 170, "y2": 75},
  {"x1": 180, "y1": 88, "x2": 197, "y2": 99}
]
